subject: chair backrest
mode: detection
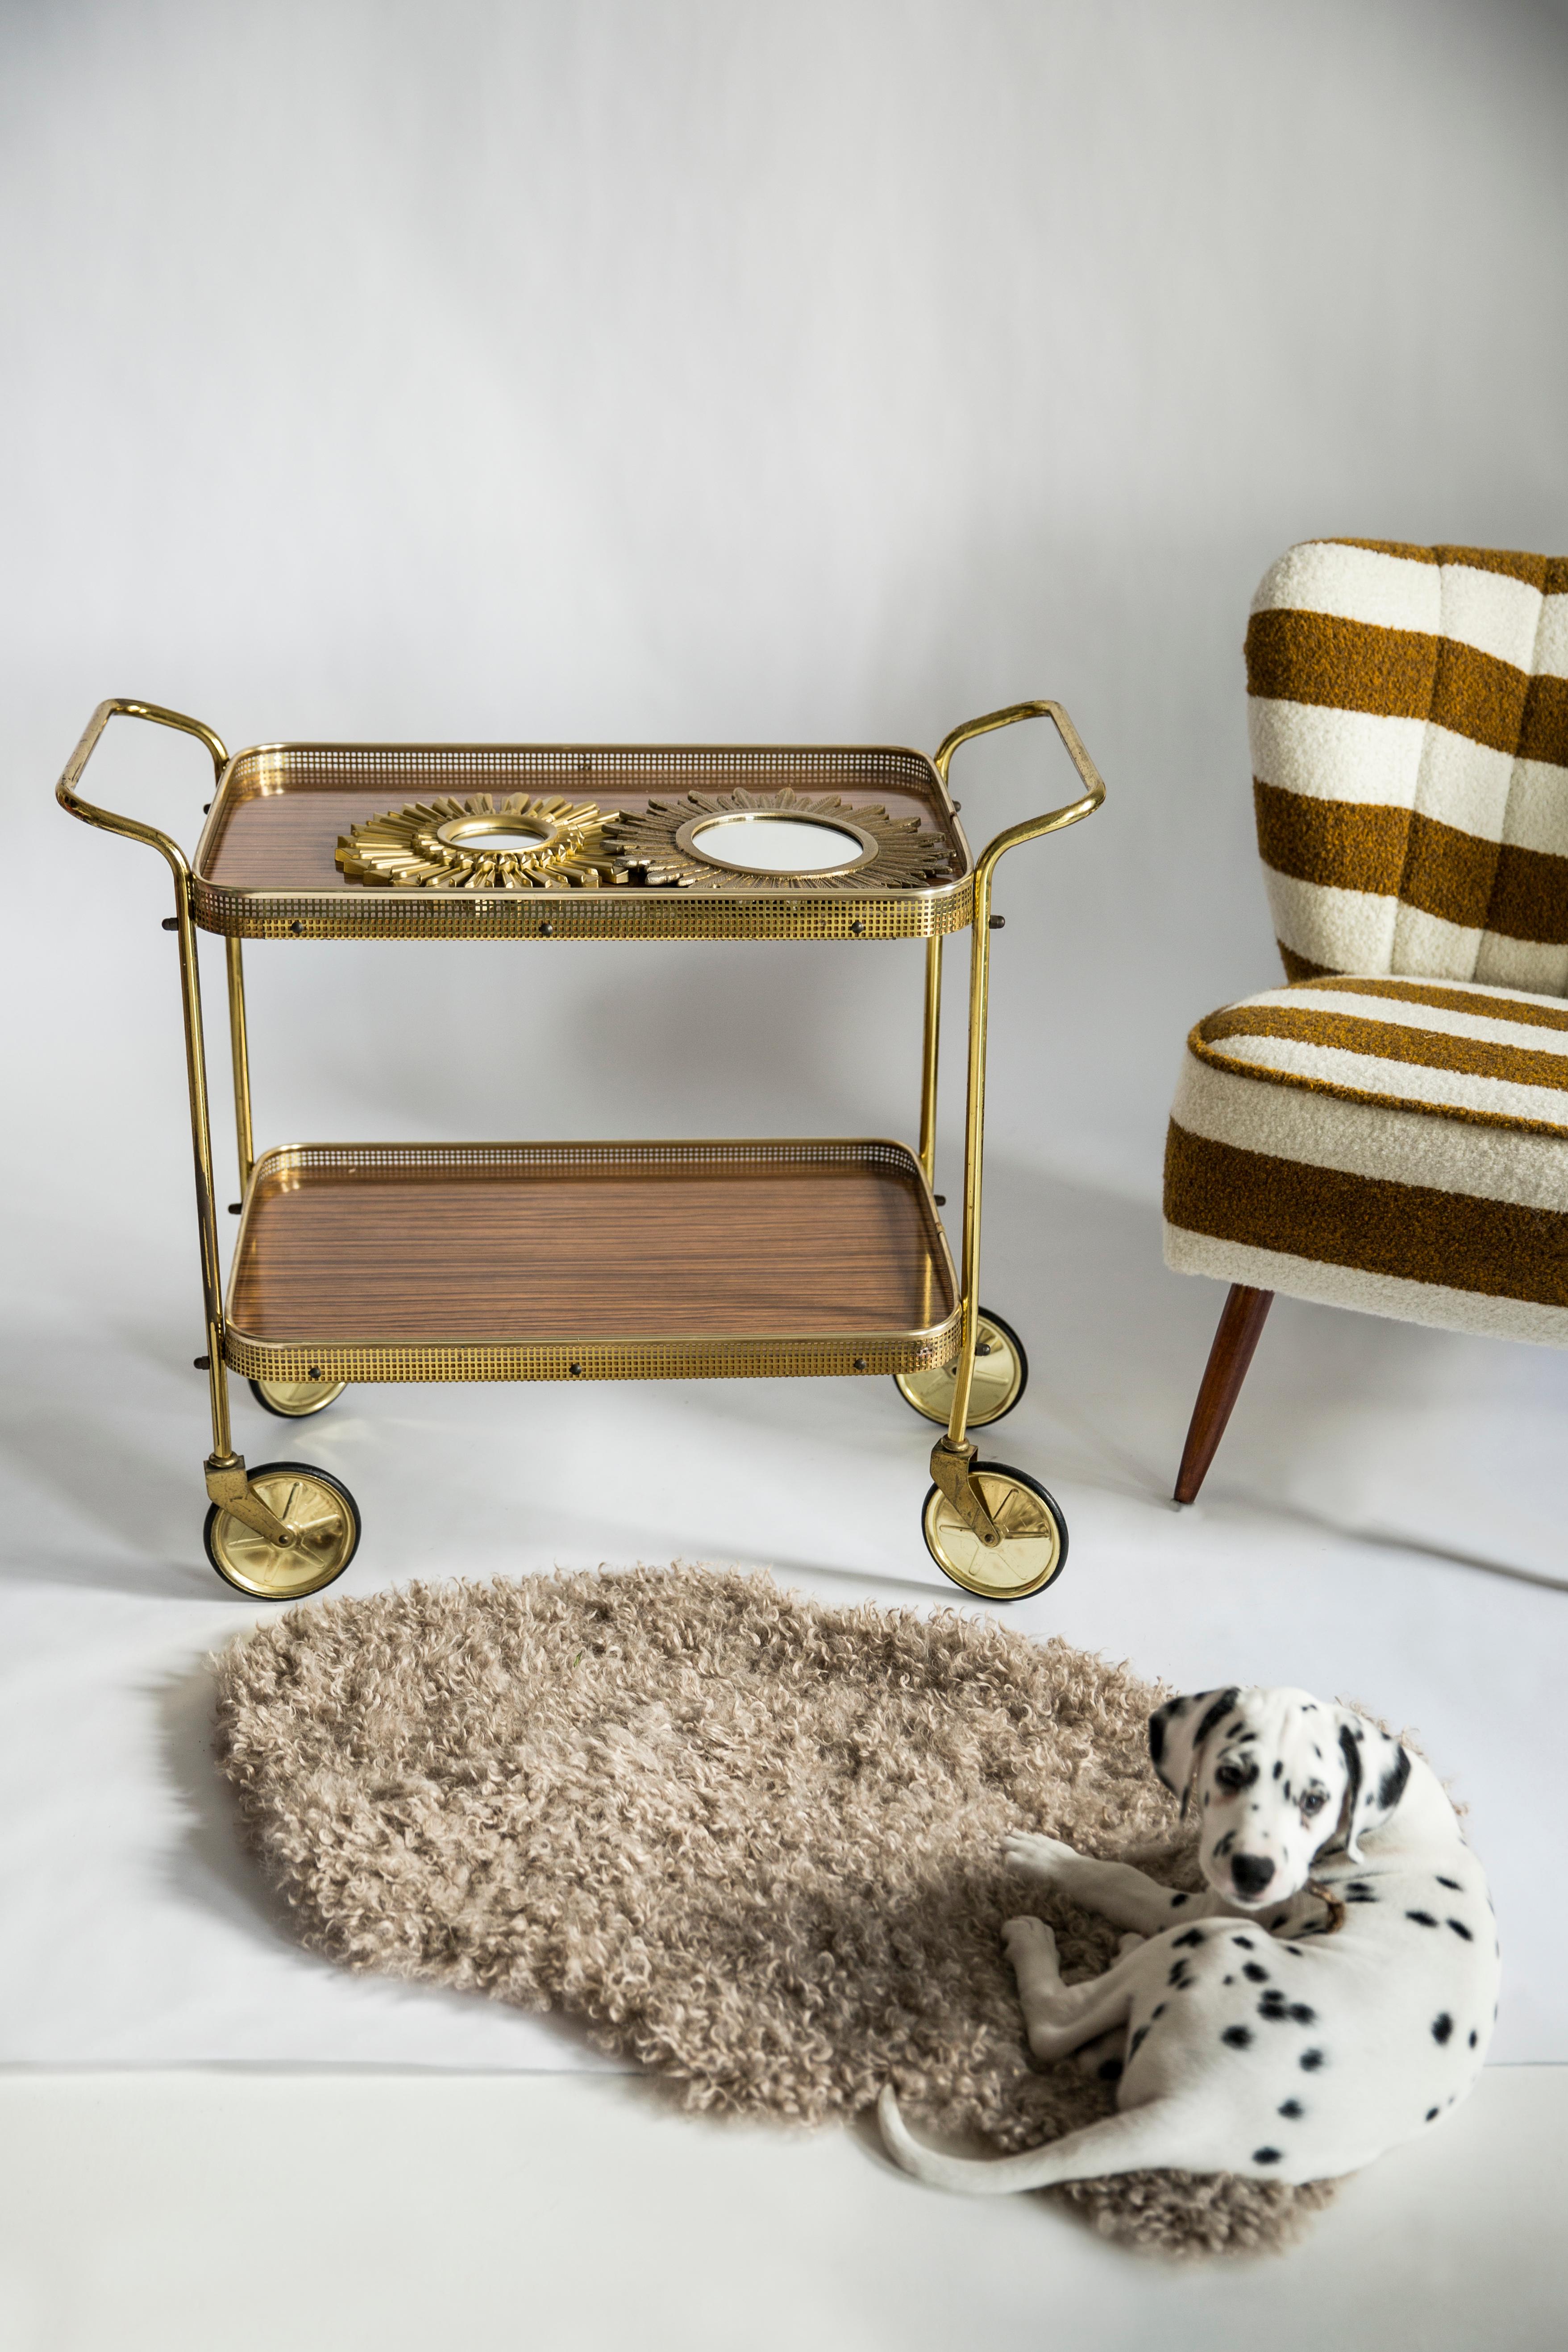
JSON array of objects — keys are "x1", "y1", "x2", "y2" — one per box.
[{"x1": 1246, "y1": 539, "x2": 1568, "y2": 993}]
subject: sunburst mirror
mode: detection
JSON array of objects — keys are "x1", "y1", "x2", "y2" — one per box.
[
  {"x1": 604, "y1": 789, "x2": 955, "y2": 894},
  {"x1": 336, "y1": 793, "x2": 622, "y2": 891}
]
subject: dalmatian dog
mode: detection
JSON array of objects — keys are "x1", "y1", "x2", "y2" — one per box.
[{"x1": 880, "y1": 1685, "x2": 1499, "y2": 2191}]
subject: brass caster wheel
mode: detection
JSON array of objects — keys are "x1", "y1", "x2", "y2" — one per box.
[
  {"x1": 921, "y1": 1463, "x2": 1066, "y2": 1601},
  {"x1": 249, "y1": 1375, "x2": 348, "y2": 1419},
  {"x1": 203, "y1": 1460, "x2": 361, "y2": 1601},
  {"x1": 895, "y1": 1308, "x2": 1027, "y2": 1428}
]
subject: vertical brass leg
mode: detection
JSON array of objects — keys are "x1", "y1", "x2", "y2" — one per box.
[
  {"x1": 927, "y1": 878, "x2": 1002, "y2": 1550},
  {"x1": 225, "y1": 935, "x2": 254, "y2": 1195},
  {"x1": 918, "y1": 935, "x2": 943, "y2": 1187},
  {"x1": 171, "y1": 881, "x2": 236, "y2": 1467},
  {"x1": 945, "y1": 875, "x2": 994, "y2": 1457}
]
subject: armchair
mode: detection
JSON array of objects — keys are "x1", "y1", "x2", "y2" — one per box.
[{"x1": 1165, "y1": 538, "x2": 1568, "y2": 1500}]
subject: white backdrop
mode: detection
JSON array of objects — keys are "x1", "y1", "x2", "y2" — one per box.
[
  {"x1": 8, "y1": 0, "x2": 1568, "y2": 1191},
  {"x1": 4, "y1": 1, "x2": 1568, "y2": 2070}
]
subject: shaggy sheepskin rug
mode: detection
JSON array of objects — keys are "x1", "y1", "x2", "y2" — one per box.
[{"x1": 214, "y1": 1565, "x2": 1341, "y2": 2256}]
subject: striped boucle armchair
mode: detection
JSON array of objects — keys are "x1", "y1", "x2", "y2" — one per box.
[{"x1": 1165, "y1": 539, "x2": 1568, "y2": 1500}]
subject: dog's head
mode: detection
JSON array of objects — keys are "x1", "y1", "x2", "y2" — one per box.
[{"x1": 1148, "y1": 1685, "x2": 1410, "y2": 1908}]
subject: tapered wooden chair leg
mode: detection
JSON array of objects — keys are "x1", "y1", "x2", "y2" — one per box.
[{"x1": 1173, "y1": 1285, "x2": 1274, "y2": 1504}]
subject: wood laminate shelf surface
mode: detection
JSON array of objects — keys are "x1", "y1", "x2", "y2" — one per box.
[
  {"x1": 227, "y1": 1145, "x2": 953, "y2": 1346},
  {"x1": 196, "y1": 749, "x2": 959, "y2": 896}
]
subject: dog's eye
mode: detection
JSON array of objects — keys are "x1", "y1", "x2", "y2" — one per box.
[
  {"x1": 1214, "y1": 1762, "x2": 1247, "y2": 1792},
  {"x1": 1301, "y1": 1788, "x2": 1327, "y2": 1816}
]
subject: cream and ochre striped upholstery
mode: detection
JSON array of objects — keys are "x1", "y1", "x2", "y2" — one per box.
[{"x1": 1165, "y1": 540, "x2": 1568, "y2": 1345}]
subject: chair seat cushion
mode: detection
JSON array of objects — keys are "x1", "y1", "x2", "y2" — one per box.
[{"x1": 1164, "y1": 975, "x2": 1568, "y2": 1343}]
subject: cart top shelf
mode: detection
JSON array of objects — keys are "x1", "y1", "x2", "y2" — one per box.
[{"x1": 191, "y1": 742, "x2": 977, "y2": 943}]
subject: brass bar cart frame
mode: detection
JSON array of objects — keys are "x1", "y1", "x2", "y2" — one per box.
[{"x1": 58, "y1": 696, "x2": 1105, "y2": 1601}]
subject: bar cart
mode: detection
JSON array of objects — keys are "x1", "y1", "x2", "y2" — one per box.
[{"x1": 58, "y1": 699, "x2": 1104, "y2": 1605}]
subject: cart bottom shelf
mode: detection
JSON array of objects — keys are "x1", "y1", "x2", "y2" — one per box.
[{"x1": 223, "y1": 1138, "x2": 960, "y2": 1384}]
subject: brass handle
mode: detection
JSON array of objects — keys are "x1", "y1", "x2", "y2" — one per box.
[
  {"x1": 934, "y1": 698, "x2": 1106, "y2": 882},
  {"x1": 58, "y1": 698, "x2": 237, "y2": 1463},
  {"x1": 932, "y1": 699, "x2": 1106, "y2": 1460},
  {"x1": 57, "y1": 697, "x2": 230, "y2": 876}
]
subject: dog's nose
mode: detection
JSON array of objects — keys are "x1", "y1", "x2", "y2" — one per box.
[{"x1": 1231, "y1": 1854, "x2": 1276, "y2": 1898}]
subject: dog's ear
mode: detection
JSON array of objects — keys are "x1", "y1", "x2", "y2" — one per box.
[
  {"x1": 1149, "y1": 1687, "x2": 1241, "y2": 1816},
  {"x1": 1333, "y1": 1706, "x2": 1410, "y2": 1861}
]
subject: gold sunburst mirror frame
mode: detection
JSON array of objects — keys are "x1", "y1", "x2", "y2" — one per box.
[
  {"x1": 336, "y1": 793, "x2": 623, "y2": 891},
  {"x1": 604, "y1": 788, "x2": 957, "y2": 893}
]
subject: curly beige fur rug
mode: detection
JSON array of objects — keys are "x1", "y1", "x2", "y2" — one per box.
[{"x1": 214, "y1": 1566, "x2": 1340, "y2": 2257}]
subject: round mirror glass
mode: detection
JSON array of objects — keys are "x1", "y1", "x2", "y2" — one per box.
[
  {"x1": 687, "y1": 816, "x2": 869, "y2": 874},
  {"x1": 438, "y1": 822, "x2": 554, "y2": 852}
]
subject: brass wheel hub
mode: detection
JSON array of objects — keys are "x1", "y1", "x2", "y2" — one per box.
[
  {"x1": 922, "y1": 1467, "x2": 1065, "y2": 1600},
  {"x1": 895, "y1": 1312, "x2": 1026, "y2": 1427},
  {"x1": 205, "y1": 1467, "x2": 359, "y2": 1600},
  {"x1": 250, "y1": 1376, "x2": 347, "y2": 1419}
]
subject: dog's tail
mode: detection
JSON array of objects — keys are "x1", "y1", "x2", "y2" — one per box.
[{"x1": 877, "y1": 2084, "x2": 1198, "y2": 2194}]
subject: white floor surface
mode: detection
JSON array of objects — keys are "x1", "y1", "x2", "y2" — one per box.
[
  {"x1": 5, "y1": 1091, "x2": 1568, "y2": 2342},
  {"x1": 1, "y1": 2067, "x2": 1564, "y2": 2352}
]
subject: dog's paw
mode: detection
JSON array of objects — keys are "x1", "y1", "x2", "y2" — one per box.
[
  {"x1": 1003, "y1": 1830, "x2": 1081, "y2": 1883},
  {"x1": 1002, "y1": 1915, "x2": 1057, "y2": 1966}
]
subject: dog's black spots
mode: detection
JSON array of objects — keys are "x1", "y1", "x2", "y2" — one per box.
[
  {"x1": 1242, "y1": 1962, "x2": 1270, "y2": 1983},
  {"x1": 1406, "y1": 1911, "x2": 1439, "y2": 1928},
  {"x1": 1167, "y1": 1960, "x2": 1190, "y2": 1988},
  {"x1": 1344, "y1": 1888, "x2": 1378, "y2": 1904},
  {"x1": 1222, "y1": 2025, "x2": 1253, "y2": 2049},
  {"x1": 1223, "y1": 1975, "x2": 1234, "y2": 1986},
  {"x1": 1431, "y1": 2013, "x2": 1454, "y2": 2044},
  {"x1": 1258, "y1": 1993, "x2": 1290, "y2": 2024},
  {"x1": 1172, "y1": 1928, "x2": 1205, "y2": 1949},
  {"x1": 1232, "y1": 1936, "x2": 1255, "y2": 1951},
  {"x1": 1287, "y1": 2003, "x2": 1316, "y2": 2026},
  {"x1": 1273, "y1": 1760, "x2": 1283, "y2": 1779},
  {"x1": 1379, "y1": 1749, "x2": 1412, "y2": 1813},
  {"x1": 1202, "y1": 1793, "x2": 1210, "y2": 1808},
  {"x1": 1193, "y1": 1689, "x2": 1241, "y2": 1753},
  {"x1": 1437, "y1": 1876, "x2": 1461, "y2": 1891},
  {"x1": 1227, "y1": 1720, "x2": 1244, "y2": 1737},
  {"x1": 1277, "y1": 2099, "x2": 1304, "y2": 2120},
  {"x1": 1169, "y1": 1892, "x2": 1189, "y2": 1907},
  {"x1": 1148, "y1": 1712, "x2": 1167, "y2": 1767},
  {"x1": 1236, "y1": 1731, "x2": 1257, "y2": 1743},
  {"x1": 1426, "y1": 2107, "x2": 1439, "y2": 2122},
  {"x1": 1128, "y1": 2025, "x2": 1149, "y2": 2059},
  {"x1": 1338, "y1": 1722, "x2": 1364, "y2": 1823},
  {"x1": 1447, "y1": 1919, "x2": 1473, "y2": 1941},
  {"x1": 1097, "y1": 2057, "x2": 1123, "y2": 2082},
  {"x1": 1300, "y1": 2048, "x2": 1326, "y2": 2071},
  {"x1": 1152, "y1": 2004, "x2": 1166, "y2": 2019},
  {"x1": 1252, "y1": 2147, "x2": 1282, "y2": 2165},
  {"x1": 1469, "y1": 2031, "x2": 1478, "y2": 2049}
]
